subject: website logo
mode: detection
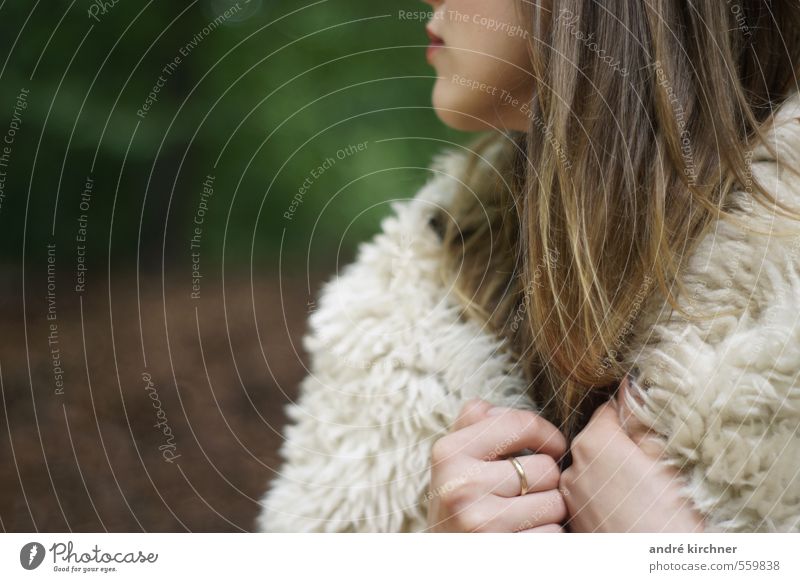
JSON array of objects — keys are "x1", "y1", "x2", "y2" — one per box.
[{"x1": 20, "y1": 542, "x2": 46, "y2": 570}]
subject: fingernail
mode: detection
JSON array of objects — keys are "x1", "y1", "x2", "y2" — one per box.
[{"x1": 487, "y1": 406, "x2": 513, "y2": 416}]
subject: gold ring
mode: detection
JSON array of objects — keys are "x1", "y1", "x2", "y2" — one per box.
[{"x1": 507, "y1": 455, "x2": 530, "y2": 496}]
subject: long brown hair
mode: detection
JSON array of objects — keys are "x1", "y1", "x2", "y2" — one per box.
[{"x1": 433, "y1": 0, "x2": 800, "y2": 441}]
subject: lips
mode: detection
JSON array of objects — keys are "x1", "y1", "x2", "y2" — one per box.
[{"x1": 426, "y1": 27, "x2": 444, "y2": 62}]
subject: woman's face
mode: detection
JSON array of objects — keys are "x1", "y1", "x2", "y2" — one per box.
[{"x1": 422, "y1": 0, "x2": 539, "y2": 132}]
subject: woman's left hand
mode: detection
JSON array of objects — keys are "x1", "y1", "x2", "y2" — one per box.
[{"x1": 559, "y1": 376, "x2": 707, "y2": 532}]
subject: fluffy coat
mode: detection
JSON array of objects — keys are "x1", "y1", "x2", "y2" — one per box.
[{"x1": 257, "y1": 94, "x2": 800, "y2": 533}]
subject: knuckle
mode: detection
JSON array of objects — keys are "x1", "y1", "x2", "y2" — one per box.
[
  {"x1": 455, "y1": 399, "x2": 492, "y2": 429},
  {"x1": 460, "y1": 398, "x2": 482, "y2": 413},
  {"x1": 430, "y1": 437, "x2": 457, "y2": 464},
  {"x1": 503, "y1": 409, "x2": 540, "y2": 441},
  {"x1": 559, "y1": 466, "x2": 573, "y2": 489},
  {"x1": 571, "y1": 430, "x2": 586, "y2": 450},
  {"x1": 571, "y1": 430, "x2": 596, "y2": 456},
  {"x1": 440, "y1": 481, "x2": 474, "y2": 511},
  {"x1": 457, "y1": 398, "x2": 487, "y2": 422},
  {"x1": 539, "y1": 455, "x2": 561, "y2": 487},
  {"x1": 517, "y1": 409, "x2": 542, "y2": 430},
  {"x1": 551, "y1": 491, "x2": 568, "y2": 521},
  {"x1": 540, "y1": 453, "x2": 558, "y2": 475},
  {"x1": 457, "y1": 506, "x2": 493, "y2": 532}
]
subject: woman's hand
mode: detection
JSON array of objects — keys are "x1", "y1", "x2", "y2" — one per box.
[
  {"x1": 559, "y1": 377, "x2": 707, "y2": 532},
  {"x1": 426, "y1": 398, "x2": 569, "y2": 532}
]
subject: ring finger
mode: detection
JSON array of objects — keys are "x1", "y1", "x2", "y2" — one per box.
[
  {"x1": 458, "y1": 490, "x2": 567, "y2": 532},
  {"x1": 476, "y1": 453, "x2": 561, "y2": 497}
]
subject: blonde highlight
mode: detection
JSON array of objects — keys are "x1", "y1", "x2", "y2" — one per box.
[{"x1": 433, "y1": 0, "x2": 800, "y2": 442}]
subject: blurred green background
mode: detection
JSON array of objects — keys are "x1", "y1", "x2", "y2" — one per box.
[
  {"x1": 0, "y1": 0, "x2": 476, "y2": 532},
  {"x1": 0, "y1": 0, "x2": 468, "y2": 276}
]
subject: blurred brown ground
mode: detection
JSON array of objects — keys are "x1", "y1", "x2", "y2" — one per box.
[{"x1": 0, "y1": 271, "x2": 319, "y2": 532}]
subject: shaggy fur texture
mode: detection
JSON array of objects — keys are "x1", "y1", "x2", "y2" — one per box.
[
  {"x1": 619, "y1": 94, "x2": 800, "y2": 532},
  {"x1": 257, "y1": 94, "x2": 800, "y2": 533}
]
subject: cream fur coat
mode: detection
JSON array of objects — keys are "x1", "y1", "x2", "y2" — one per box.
[{"x1": 257, "y1": 94, "x2": 800, "y2": 533}]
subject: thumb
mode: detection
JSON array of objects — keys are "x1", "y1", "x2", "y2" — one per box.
[{"x1": 614, "y1": 375, "x2": 666, "y2": 458}]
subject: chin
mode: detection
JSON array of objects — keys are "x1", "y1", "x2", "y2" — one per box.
[
  {"x1": 431, "y1": 83, "x2": 491, "y2": 132},
  {"x1": 433, "y1": 108, "x2": 487, "y2": 132}
]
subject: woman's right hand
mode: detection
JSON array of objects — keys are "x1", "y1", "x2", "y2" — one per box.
[{"x1": 426, "y1": 398, "x2": 569, "y2": 532}]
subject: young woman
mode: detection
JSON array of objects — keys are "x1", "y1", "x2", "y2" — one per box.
[{"x1": 257, "y1": 0, "x2": 800, "y2": 532}]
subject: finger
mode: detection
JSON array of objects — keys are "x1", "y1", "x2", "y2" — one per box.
[
  {"x1": 615, "y1": 377, "x2": 665, "y2": 456},
  {"x1": 586, "y1": 400, "x2": 622, "y2": 431},
  {"x1": 615, "y1": 376, "x2": 651, "y2": 435},
  {"x1": 448, "y1": 409, "x2": 567, "y2": 462},
  {"x1": 613, "y1": 375, "x2": 632, "y2": 406},
  {"x1": 585, "y1": 401, "x2": 660, "y2": 453},
  {"x1": 571, "y1": 402, "x2": 634, "y2": 460},
  {"x1": 475, "y1": 453, "x2": 561, "y2": 497},
  {"x1": 572, "y1": 402, "x2": 662, "y2": 467},
  {"x1": 457, "y1": 490, "x2": 567, "y2": 532},
  {"x1": 518, "y1": 523, "x2": 564, "y2": 533},
  {"x1": 451, "y1": 398, "x2": 494, "y2": 432}
]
